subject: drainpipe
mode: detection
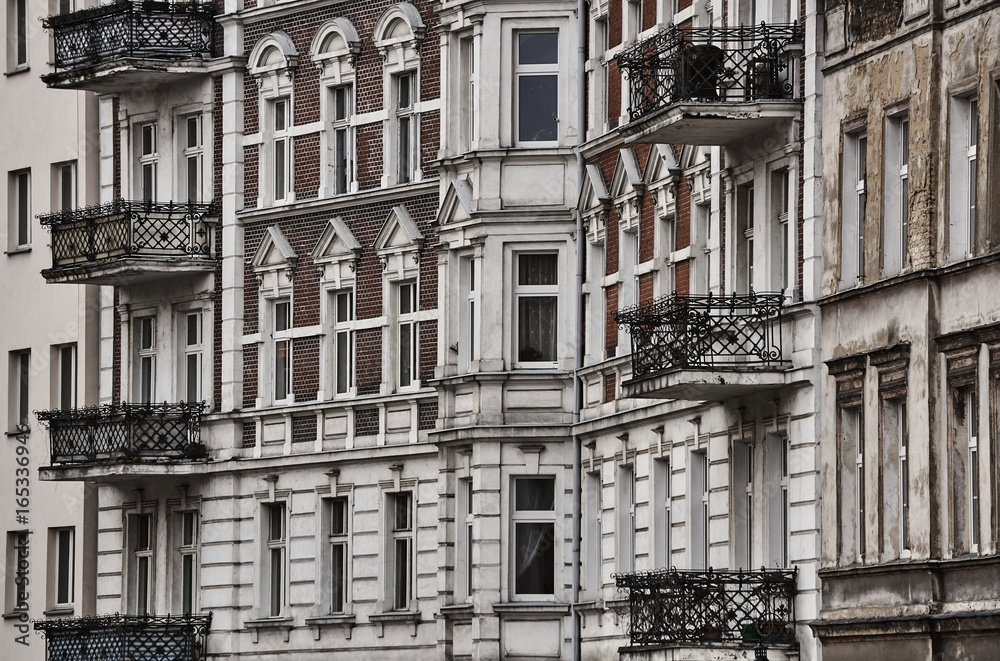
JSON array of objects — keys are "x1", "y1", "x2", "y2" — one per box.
[{"x1": 571, "y1": 0, "x2": 588, "y2": 659}]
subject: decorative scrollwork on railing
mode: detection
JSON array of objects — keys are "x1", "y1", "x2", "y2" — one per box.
[
  {"x1": 36, "y1": 401, "x2": 206, "y2": 465},
  {"x1": 613, "y1": 567, "x2": 797, "y2": 648},
  {"x1": 39, "y1": 200, "x2": 218, "y2": 272},
  {"x1": 614, "y1": 291, "x2": 786, "y2": 377},
  {"x1": 34, "y1": 612, "x2": 212, "y2": 661},
  {"x1": 42, "y1": 1, "x2": 218, "y2": 74},
  {"x1": 616, "y1": 22, "x2": 803, "y2": 122}
]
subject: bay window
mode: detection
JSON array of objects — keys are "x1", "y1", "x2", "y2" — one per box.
[
  {"x1": 515, "y1": 253, "x2": 558, "y2": 366},
  {"x1": 512, "y1": 477, "x2": 556, "y2": 597},
  {"x1": 515, "y1": 32, "x2": 558, "y2": 144}
]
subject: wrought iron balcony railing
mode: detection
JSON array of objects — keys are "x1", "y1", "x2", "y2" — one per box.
[
  {"x1": 617, "y1": 23, "x2": 802, "y2": 123},
  {"x1": 615, "y1": 568, "x2": 797, "y2": 647},
  {"x1": 34, "y1": 613, "x2": 211, "y2": 661},
  {"x1": 39, "y1": 200, "x2": 217, "y2": 273},
  {"x1": 42, "y1": 1, "x2": 218, "y2": 75},
  {"x1": 615, "y1": 292, "x2": 785, "y2": 377},
  {"x1": 36, "y1": 402, "x2": 206, "y2": 465}
]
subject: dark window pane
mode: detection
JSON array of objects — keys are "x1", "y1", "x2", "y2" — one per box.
[
  {"x1": 518, "y1": 254, "x2": 558, "y2": 285},
  {"x1": 518, "y1": 296, "x2": 557, "y2": 361},
  {"x1": 515, "y1": 478, "x2": 555, "y2": 511},
  {"x1": 518, "y1": 75, "x2": 558, "y2": 142},
  {"x1": 514, "y1": 522, "x2": 555, "y2": 594},
  {"x1": 518, "y1": 32, "x2": 558, "y2": 65},
  {"x1": 331, "y1": 543, "x2": 345, "y2": 612}
]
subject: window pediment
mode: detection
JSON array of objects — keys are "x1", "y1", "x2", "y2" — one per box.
[
  {"x1": 579, "y1": 164, "x2": 610, "y2": 245},
  {"x1": 249, "y1": 32, "x2": 299, "y2": 94},
  {"x1": 311, "y1": 18, "x2": 363, "y2": 76},
  {"x1": 610, "y1": 148, "x2": 644, "y2": 233},
  {"x1": 374, "y1": 3, "x2": 426, "y2": 52},
  {"x1": 252, "y1": 226, "x2": 298, "y2": 292},
  {"x1": 374, "y1": 205, "x2": 423, "y2": 278},
  {"x1": 438, "y1": 178, "x2": 473, "y2": 226},
  {"x1": 312, "y1": 217, "x2": 362, "y2": 288}
]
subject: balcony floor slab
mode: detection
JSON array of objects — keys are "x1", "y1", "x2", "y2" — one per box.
[
  {"x1": 44, "y1": 59, "x2": 210, "y2": 93},
  {"x1": 621, "y1": 101, "x2": 800, "y2": 146},
  {"x1": 42, "y1": 257, "x2": 215, "y2": 286},
  {"x1": 622, "y1": 367, "x2": 789, "y2": 401}
]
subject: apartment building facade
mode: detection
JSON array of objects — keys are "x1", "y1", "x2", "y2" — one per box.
[
  {"x1": 812, "y1": 1, "x2": 1000, "y2": 659},
  {"x1": 0, "y1": 0, "x2": 100, "y2": 658}
]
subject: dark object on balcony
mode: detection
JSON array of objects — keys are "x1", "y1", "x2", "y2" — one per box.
[
  {"x1": 614, "y1": 567, "x2": 797, "y2": 648},
  {"x1": 34, "y1": 612, "x2": 211, "y2": 661},
  {"x1": 617, "y1": 22, "x2": 802, "y2": 122},
  {"x1": 36, "y1": 401, "x2": 206, "y2": 465},
  {"x1": 39, "y1": 200, "x2": 218, "y2": 274},
  {"x1": 42, "y1": 1, "x2": 218, "y2": 76},
  {"x1": 615, "y1": 291, "x2": 786, "y2": 378}
]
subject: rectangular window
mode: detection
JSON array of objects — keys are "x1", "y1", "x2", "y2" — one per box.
[
  {"x1": 950, "y1": 95, "x2": 978, "y2": 260},
  {"x1": 175, "y1": 511, "x2": 197, "y2": 615},
  {"x1": 967, "y1": 386, "x2": 980, "y2": 552},
  {"x1": 617, "y1": 464, "x2": 635, "y2": 572},
  {"x1": 52, "y1": 527, "x2": 74, "y2": 607},
  {"x1": 131, "y1": 514, "x2": 153, "y2": 616},
  {"x1": 10, "y1": 350, "x2": 29, "y2": 430},
  {"x1": 882, "y1": 398, "x2": 909, "y2": 556},
  {"x1": 138, "y1": 123, "x2": 158, "y2": 202},
  {"x1": 273, "y1": 300, "x2": 291, "y2": 402},
  {"x1": 842, "y1": 131, "x2": 867, "y2": 285},
  {"x1": 460, "y1": 37, "x2": 476, "y2": 150},
  {"x1": 456, "y1": 479, "x2": 473, "y2": 601},
  {"x1": 884, "y1": 114, "x2": 909, "y2": 275},
  {"x1": 652, "y1": 459, "x2": 670, "y2": 569},
  {"x1": 397, "y1": 282, "x2": 418, "y2": 389},
  {"x1": 396, "y1": 73, "x2": 415, "y2": 184},
  {"x1": 515, "y1": 253, "x2": 558, "y2": 365},
  {"x1": 265, "y1": 502, "x2": 286, "y2": 617},
  {"x1": 515, "y1": 32, "x2": 558, "y2": 144},
  {"x1": 334, "y1": 291, "x2": 354, "y2": 395},
  {"x1": 183, "y1": 312, "x2": 203, "y2": 403},
  {"x1": 133, "y1": 317, "x2": 155, "y2": 403},
  {"x1": 388, "y1": 492, "x2": 413, "y2": 610},
  {"x1": 584, "y1": 471, "x2": 602, "y2": 591},
  {"x1": 690, "y1": 451, "x2": 708, "y2": 569},
  {"x1": 273, "y1": 98, "x2": 291, "y2": 202},
  {"x1": 732, "y1": 441, "x2": 752, "y2": 569},
  {"x1": 327, "y1": 498, "x2": 348, "y2": 613},
  {"x1": 9, "y1": 169, "x2": 30, "y2": 249},
  {"x1": 459, "y1": 257, "x2": 477, "y2": 372},
  {"x1": 332, "y1": 85, "x2": 353, "y2": 195},
  {"x1": 512, "y1": 477, "x2": 556, "y2": 597},
  {"x1": 11, "y1": 0, "x2": 27, "y2": 68},
  {"x1": 770, "y1": 169, "x2": 790, "y2": 292},
  {"x1": 768, "y1": 435, "x2": 790, "y2": 567},
  {"x1": 736, "y1": 183, "x2": 755, "y2": 292},
  {"x1": 839, "y1": 407, "x2": 863, "y2": 562},
  {"x1": 54, "y1": 344, "x2": 76, "y2": 410},
  {"x1": 181, "y1": 115, "x2": 203, "y2": 202},
  {"x1": 54, "y1": 161, "x2": 76, "y2": 213}
]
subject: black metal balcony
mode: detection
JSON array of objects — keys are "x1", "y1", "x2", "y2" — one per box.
[
  {"x1": 34, "y1": 613, "x2": 211, "y2": 661},
  {"x1": 36, "y1": 402, "x2": 206, "y2": 465},
  {"x1": 615, "y1": 292, "x2": 787, "y2": 400},
  {"x1": 615, "y1": 568, "x2": 797, "y2": 648},
  {"x1": 39, "y1": 200, "x2": 217, "y2": 285},
  {"x1": 42, "y1": 1, "x2": 218, "y2": 91},
  {"x1": 616, "y1": 23, "x2": 802, "y2": 145}
]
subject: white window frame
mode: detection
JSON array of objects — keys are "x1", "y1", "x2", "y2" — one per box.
[
  {"x1": 459, "y1": 255, "x2": 478, "y2": 372},
  {"x1": 513, "y1": 30, "x2": 559, "y2": 146},
  {"x1": 617, "y1": 464, "x2": 636, "y2": 572},
  {"x1": 966, "y1": 386, "x2": 980, "y2": 553},
  {"x1": 325, "y1": 497, "x2": 350, "y2": 614},
  {"x1": 333, "y1": 290, "x2": 356, "y2": 397},
  {"x1": 459, "y1": 36, "x2": 477, "y2": 151},
  {"x1": 513, "y1": 252, "x2": 560, "y2": 368},
  {"x1": 272, "y1": 299, "x2": 292, "y2": 404},
  {"x1": 883, "y1": 113, "x2": 909, "y2": 275},
  {"x1": 51, "y1": 527, "x2": 75, "y2": 608},
  {"x1": 949, "y1": 94, "x2": 978, "y2": 261},
  {"x1": 852, "y1": 408, "x2": 865, "y2": 562},
  {"x1": 769, "y1": 167, "x2": 792, "y2": 294},
  {"x1": 180, "y1": 310, "x2": 204, "y2": 403},
  {"x1": 264, "y1": 501, "x2": 287, "y2": 618},
  {"x1": 54, "y1": 343, "x2": 76, "y2": 410},
  {"x1": 395, "y1": 72, "x2": 416, "y2": 185},
  {"x1": 180, "y1": 114, "x2": 203, "y2": 203},
  {"x1": 690, "y1": 450, "x2": 708, "y2": 569},
  {"x1": 272, "y1": 97, "x2": 292, "y2": 203},
  {"x1": 735, "y1": 181, "x2": 755, "y2": 292},
  {"x1": 896, "y1": 399, "x2": 910, "y2": 555},
  {"x1": 11, "y1": 0, "x2": 28, "y2": 69},
  {"x1": 137, "y1": 122, "x2": 158, "y2": 202},
  {"x1": 311, "y1": 19, "x2": 362, "y2": 198},
  {"x1": 767, "y1": 434, "x2": 790, "y2": 568},
  {"x1": 130, "y1": 513, "x2": 154, "y2": 616},
  {"x1": 330, "y1": 85, "x2": 355, "y2": 195},
  {"x1": 456, "y1": 479, "x2": 474, "y2": 602},
  {"x1": 396, "y1": 281, "x2": 419, "y2": 390},
  {"x1": 9, "y1": 169, "x2": 30, "y2": 249},
  {"x1": 10, "y1": 349, "x2": 30, "y2": 430},
  {"x1": 133, "y1": 317, "x2": 156, "y2": 404},
  {"x1": 652, "y1": 458, "x2": 670, "y2": 570},
  {"x1": 54, "y1": 161, "x2": 77, "y2": 213},
  {"x1": 176, "y1": 510, "x2": 198, "y2": 615},
  {"x1": 732, "y1": 440, "x2": 752, "y2": 570},
  {"x1": 386, "y1": 491, "x2": 413, "y2": 611},
  {"x1": 584, "y1": 471, "x2": 603, "y2": 593},
  {"x1": 842, "y1": 130, "x2": 867, "y2": 286},
  {"x1": 511, "y1": 476, "x2": 557, "y2": 599}
]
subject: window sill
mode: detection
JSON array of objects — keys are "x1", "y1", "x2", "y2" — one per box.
[
  {"x1": 43, "y1": 607, "x2": 75, "y2": 617},
  {"x1": 5, "y1": 427, "x2": 30, "y2": 437},
  {"x1": 3, "y1": 246, "x2": 31, "y2": 256},
  {"x1": 3, "y1": 65, "x2": 30, "y2": 77},
  {"x1": 244, "y1": 617, "x2": 293, "y2": 643},
  {"x1": 305, "y1": 613, "x2": 355, "y2": 640},
  {"x1": 491, "y1": 602, "x2": 571, "y2": 616},
  {"x1": 368, "y1": 610, "x2": 421, "y2": 638},
  {"x1": 2, "y1": 611, "x2": 29, "y2": 620},
  {"x1": 438, "y1": 603, "x2": 473, "y2": 621}
]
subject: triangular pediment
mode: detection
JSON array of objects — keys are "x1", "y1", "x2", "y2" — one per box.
[
  {"x1": 609, "y1": 148, "x2": 644, "y2": 200},
  {"x1": 251, "y1": 226, "x2": 298, "y2": 270},
  {"x1": 679, "y1": 144, "x2": 710, "y2": 172},
  {"x1": 578, "y1": 164, "x2": 610, "y2": 212},
  {"x1": 373, "y1": 205, "x2": 424, "y2": 253},
  {"x1": 645, "y1": 144, "x2": 679, "y2": 186},
  {"x1": 437, "y1": 178, "x2": 473, "y2": 225},
  {"x1": 311, "y1": 216, "x2": 362, "y2": 263}
]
